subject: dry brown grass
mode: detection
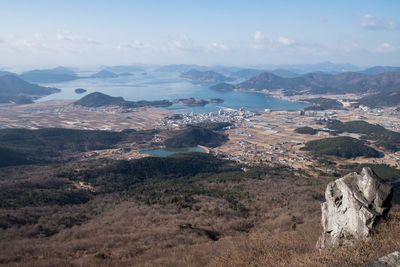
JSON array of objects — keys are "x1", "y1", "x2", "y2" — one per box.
[
  {"x1": 0, "y1": 169, "x2": 398, "y2": 267},
  {"x1": 210, "y1": 212, "x2": 400, "y2": 267},
  {"x1": 0, "y1": 170, "x2": 328, "y2": 266}
]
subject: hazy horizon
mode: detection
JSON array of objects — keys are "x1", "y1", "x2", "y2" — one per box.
[
  {"x1": 0, "y1": 61, "x2": 376, "y2": 73},
  {"x1": 1, "y1": 0, "x2": 399, "y2": 67}
]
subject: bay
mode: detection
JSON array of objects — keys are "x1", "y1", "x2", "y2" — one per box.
[{"x1": 36, "y1": 71, "x2": 306, "y2": 113}]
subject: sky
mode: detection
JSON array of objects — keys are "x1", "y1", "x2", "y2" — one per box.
[{"x1": 0, "y1": 0, "x2": 399, "y2": 68}]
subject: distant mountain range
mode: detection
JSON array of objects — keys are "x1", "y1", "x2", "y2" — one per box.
[
  {"x1": 0, "y1": 75, "x2": 60, "y2": 104},
  {"x1": 89, "y1": 70, "x2": 119, "y2": 79},
  {"x1": 17, "y1": 66, "x2": 132, "y2": 83},
  {"x1": 211, "y1": 71, "x2": 400, "y2": 97},
  {"x1": 180, "y1": 69, "x2": 234, "y2": 83},
  {"x1": 268, "y1": 69, "x2": 300, "y2": 78},
  {"x1": 0, "y1": 71, "x2": 17, "y2": 77},
  {"x1": 118, "y1": 72, "x2": 133, "y2": 76},
  {"x1": 156, "y1": 62, "x2": 365, "y2": 75},
  {"x1": 100, "y1": 65, "x2": 145, "y2": 73},
  {"x1": 9, "y1": 62, "x2": 400, "y2": 84},
  {"x1": 359, "y1": 66, "x2": 400, "y2": 75},
  {"x1": 156, "y1": 64, "x2": 203, "y2": 73},
  {"x1": 1, "y1": 63, "x2": 399, "y2": 108},
  {"x1": 250, "y1": 61, "x2": 363, "y2": 74},
  {"x1": 156, "y1": 64, "x2": 241, "y2": 74},
  {"x1": 230, "y1": 69, "x2": 264, "y2": 79},
  {"x1": 159, "y1": 62, "x2": 400, "y2": 80},
  {"x1": 20, "y1": 66, "x2": 78, "y2": 83}
]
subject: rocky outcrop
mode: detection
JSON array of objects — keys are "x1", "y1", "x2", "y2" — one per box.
[
  {"x1": 366, "y1": 251, "x2": 400, "y2": 267},
  {"x1": 317, "y1": 167, "x2": 393, "y2": 249}
]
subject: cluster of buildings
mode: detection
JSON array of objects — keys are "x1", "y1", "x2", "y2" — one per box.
[
  {"x1": 219, "y1": 133, "x2": 313, "y2": 167},
  {"x1": 158, "y1": 108, "x2": 256, "y2": 128},
  {"x1": 65, "y1": 104, "x2": 138, "y2": 114},
  {"x1": 70, "y1": 101, "x2": 399, "y2": 169}
]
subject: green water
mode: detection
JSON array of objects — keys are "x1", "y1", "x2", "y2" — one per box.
[{"x1": 139, "y1": 146, "x2": 206, "y2": 157}]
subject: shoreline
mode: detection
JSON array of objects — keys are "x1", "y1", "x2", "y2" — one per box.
[
  {"x1": 232, "y1": 87, "x2": 368, "y2": 103},
  {"x1": 32, "y1": 92, "x2": 307, "y2": 114}
]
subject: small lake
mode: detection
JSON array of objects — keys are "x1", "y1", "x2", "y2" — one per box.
[{"x1": 139, "y1": 146, "x2": 206, "y2": 157}]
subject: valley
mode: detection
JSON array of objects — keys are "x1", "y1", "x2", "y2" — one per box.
[
  {"x1": 2, "y1": 1, "x2": 400, "y2": 265},
  {"x1": 0, "y1": 90, "x2": 399, "y2": 170},
  {"x1": 0, "y1": 64, "x2": 399, "y2": 267}
]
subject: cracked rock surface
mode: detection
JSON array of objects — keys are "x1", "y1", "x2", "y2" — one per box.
[{"x1": 317, "y1": 167, "x2": 393, "y2": 249}]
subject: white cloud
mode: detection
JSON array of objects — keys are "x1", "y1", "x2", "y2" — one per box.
[
  {"x1": 360, "y1": 14, "x2": 399, "y2": 30},
  {"x1": 33, "y1": 32, "x2": 44, "y2": 39},
  {"x1": 11, "y1": 38, "x2": 50, "y2": 50},
  {"x1": 250, "y1": 35, "x2": 298, "y2": 50},
  {"x1": 116, "y1": 40, "x2": 150, "y2": 50},
  {"x1": 207, "y1": 42, "x2": 229, "y2": 51},
  {"x1": 116, "y1": 43, "x2": 131, "y2": 50},
  {"x1": 57, "y1": 30, "x2": 100, "y2": 45},
  {"x1": 254, "y1": 31, "x2": 263, "y2": 42},
  {"x1": 133, "y1": 40, "x2": 145, "y2": 48},
  {"x1": 163, "y1": 35, "x2": 200, "y2": 52},
  {"x1": 278, "y1": 36, "x2": 293, "y2": 46},
  {"x1": 57, "y1": 31, "x2": 75, "y2": 41},
  {"x1": 375, "y1": 42, "x2": 397, "y2": 53},
  {"x1": 173, "y1": 40, "x2": 184, "y2": 49}
]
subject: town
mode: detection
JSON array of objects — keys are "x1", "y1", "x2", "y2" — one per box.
[
  {"x1": 158, "y1": 103, "x2": 400, "y2": 171},
  {"x1": 0, "y1": 98, "x2": 399, "y2": 172}
]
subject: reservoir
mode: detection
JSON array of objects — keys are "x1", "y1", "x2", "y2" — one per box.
[{"x1": 139, "y1": 146, "x2": 206, "y2": 157}]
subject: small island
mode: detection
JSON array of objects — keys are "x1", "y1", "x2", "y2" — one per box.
[
  {"x1": 173, "y1": 98, "x2": 224, "y2": 106},
  {"x1": 90, "y1": 70, "x2": 119, "y2": 79},
  {"x1": 209, "y1": 82, "x2": 236, "y2": 90},
  {"x1": 180, "y1": 69, "x2": 233, "y2": 83},
  {"x1": 209, "y1": 98, "x2": 224, "y2": 103},
  {"x1": 173, "y1": 98, "x2": 209, "y2": 106},
  {"x1": 74, "y1": 92, "x2": 223, "y2": 109},
  {"x1": 74, "y1": 92, "x2": 172, "y2": 108},
  {"x1": 74, "y1": 88, "x2": 87, "y2": 94},
  {"x1": 118, "y1": 72, "x2": 133, "y2": 77}
]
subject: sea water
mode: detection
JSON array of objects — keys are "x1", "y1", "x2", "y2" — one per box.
[{"x1": 36, "y1": 71, "x2": 306, "y2": 113}]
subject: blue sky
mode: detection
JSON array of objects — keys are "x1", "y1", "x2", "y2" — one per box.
[{"x1": 0, "y1": 0, "x2": 399, "y2": 67}]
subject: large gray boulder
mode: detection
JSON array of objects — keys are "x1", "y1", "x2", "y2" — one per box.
[
  {"x1": 365, "y1": 251, "x2": 400, "y2": 267},
  {"x1": 317, "y1": 167, "x2": 393, "y2": 249}
]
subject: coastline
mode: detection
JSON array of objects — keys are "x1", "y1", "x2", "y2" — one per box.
[{"x1": 232, "y1": 87, "x2": 369, "y2": 104}]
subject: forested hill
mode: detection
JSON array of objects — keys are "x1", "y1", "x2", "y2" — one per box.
[
  {"x1": 74, "y1": 92, "x2": 172, "y2": 108},
  {"x1": 214, "y1": 70, "x2": 400, "y2": 96},
  {"x1": 0, "y1": 74, "x2": 60, "y2": 104}
]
